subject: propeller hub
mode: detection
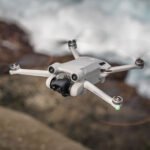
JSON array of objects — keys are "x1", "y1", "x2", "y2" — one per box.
[
  {"x1": 68, "y1": 39, "x2": 77, "y2": 49},
  {"x1": 9, "y1": 63, "x2": 20, "y2": 71},
  {"x1": 112, "y1": 96, "x2": 123, "y2": 105},
  {"x1": 135, "y1": 58, "x2": 144, "y2": 68}
]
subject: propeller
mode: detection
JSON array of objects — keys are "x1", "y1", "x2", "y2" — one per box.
[
  {"x1": 53, "y1": 39, "x2": 78, "y2": 51},
  {"x1": 132, "y1": 50, "x2": 148, "y2": 61},
  {"x1": 52, "y1": 31, "x2": 83, "y2": 48},
  {"x1": 119, "y1": 49, "x2": 149, "y2": 65},
  {"x1": 54, "y1": 39, "x2": 69, "y2": 47}
]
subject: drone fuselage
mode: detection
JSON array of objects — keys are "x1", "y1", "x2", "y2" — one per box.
[
  {"x1": 46, "y1": 56, "x2": 111, "y2": 97},
  {"x1": 49, "y1": 56, "x2": 111, "y2": 84}
]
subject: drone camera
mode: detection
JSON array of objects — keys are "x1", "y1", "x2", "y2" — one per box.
[{"x1": 50, "y1": 78, "x2": 71, "y2": 97}]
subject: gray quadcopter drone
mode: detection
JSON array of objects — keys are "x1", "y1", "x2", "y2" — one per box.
[{"x1": 9, "y1": 39, "x2": 144, "y2": 110}]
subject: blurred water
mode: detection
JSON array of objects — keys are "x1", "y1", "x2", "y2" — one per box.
[{"x1": 0, "y1": 0, "x2": 150, "y2": 98}]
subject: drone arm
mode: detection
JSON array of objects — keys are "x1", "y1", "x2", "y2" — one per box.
[
  {"x1": 105, "y1": 58, "x2": 144, "y2": 75},
  {"x1": 69, "y1": 47, "x2": 80, "y2": 59},
  {"x1": 108, "y1": 64, "x2": 139, "y2": 73},
  {"x1": 83, "y1": 81, "x2": 122, "y2": 110},
  {"x1": 10, "y1": 69, "x2": 50, "y2": 77}
]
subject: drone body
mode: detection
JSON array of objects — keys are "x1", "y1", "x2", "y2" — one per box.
[{"x1": 9, "y1": 40, "x2": 144, "y2": 110}]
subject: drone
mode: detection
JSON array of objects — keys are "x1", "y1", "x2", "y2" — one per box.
[{"x1": 9, "y1": 39, "x2": 144, "y2": 110}]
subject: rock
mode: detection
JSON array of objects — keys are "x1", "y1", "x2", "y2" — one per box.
[
  {"x1": 0, "y1": 106, "x2": 89, "y2": 150},
  {"x1": 0, "y1": 21, "x2": 33, "y2": 62},
  {"x1": 0, "y1": 75, "x2": 149, "y2": 150}
]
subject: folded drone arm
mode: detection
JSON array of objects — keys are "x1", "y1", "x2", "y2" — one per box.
[
  {"x1": 10, "y1": 68, "x2": 50, "y2": 77},
  {"x1": 83, "y1": 81, "x2": 122, "y2": 110}
]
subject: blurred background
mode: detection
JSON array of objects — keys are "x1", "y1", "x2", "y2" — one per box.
[{"x1": 0, "y1": 0, "x2": 149, "y2": 150}]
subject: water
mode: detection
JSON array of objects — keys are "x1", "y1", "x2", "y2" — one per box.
[{"x1": 0, "y1": 0, "x2": 150, "y2": 98}]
